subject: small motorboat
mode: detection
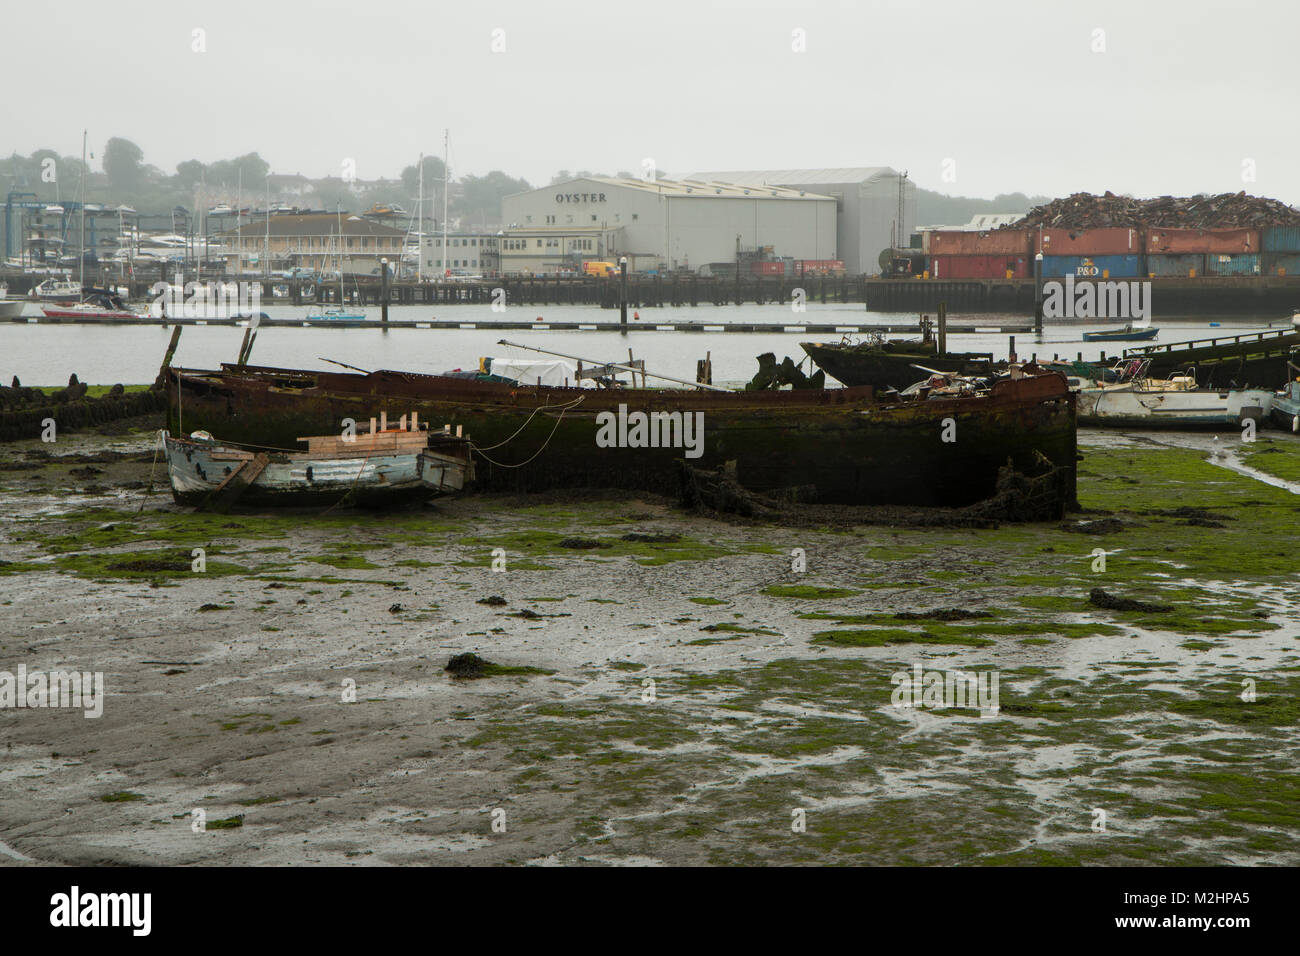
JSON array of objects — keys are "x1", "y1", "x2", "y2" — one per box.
[
  {"x1": 161, "y1": 413, "x2": 474, "y2": 509},
  {"x1": 1082, "y1": 325, "x2": 1160, "y2": 342},
  {"x1": 1271, "y1": 378, "x2": 1300, "y2": 432},
  {"x1": 307, "y1": 306, "x2": 367, "y2": 321},
  {"x1": 41, "y1": 302, "x2": 144, "y2": 320},
  {"x1": 0, "y1": 284, "x2": 26, "y2": 319},
  {"x1": 1078, "y1": 361, "x2": 1273, "y2": 428}
]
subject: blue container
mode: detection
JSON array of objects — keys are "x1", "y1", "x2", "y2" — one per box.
[
  {"x1": 1263, "y1": 253, "x2": 1300, "y2": 276},
  {"x1": 1202, "y1": 253, "x2": 1261, "y2": 276},
  {"x1": 1145, "y1": 253, "x2": 1203, "y2": 277},
  {"x1": 1262, "y1": 226, "x2": 1300, "y2": 253},
  {"x1": 1041, "y1": 254, "x2": 1142, "y2": 278}
]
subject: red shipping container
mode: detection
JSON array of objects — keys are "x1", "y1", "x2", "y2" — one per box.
[
  {"x1": 797, "y1": 259, "x2": 844, "y2": 275},
  {"x1": 1036, "y1": 227, "x2": 1139, "y2": 256},
  {"x1": 750, "y1": 261, "x2": 784, "y2": 276},
  {"x1": 927, "y1": 230, "x2": 1028, "y2": 256},
  {"x1": 930, "y1": 255, "x2": 1029, "y2": 279},
  {"x1": 1144, "y1": 227, "x2": 1258, "y2": 254}
]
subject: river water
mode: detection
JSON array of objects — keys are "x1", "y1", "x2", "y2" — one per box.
[{"x1": 2, "y1": 302, "x2": 1295, "y2": 386}]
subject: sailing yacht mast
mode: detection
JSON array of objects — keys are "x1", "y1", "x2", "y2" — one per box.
[
  {"x1": 78, "y1": 130, "x2": 86, "y2": 291},
  {"x1": 417, "y1": 152, "x2": 423, "y2": 282},
  {"x1": 441, "y1": 130, "x2": 449, "y2": 278}
]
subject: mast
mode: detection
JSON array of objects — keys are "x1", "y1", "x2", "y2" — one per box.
[
  {"x1": 417, "y1": 152, "x2": 423, "y2": 282},
  {"x1": 441, "y1": 130, "x2": 449, "y2": 278},
  {"x1": 78, "y1": 129, "x2": 86, "y2": 291}
]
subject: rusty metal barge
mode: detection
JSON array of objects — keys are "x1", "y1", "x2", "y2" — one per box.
[{"x1": 165, "y1": 363, "x2": 1077, "y2": 515}]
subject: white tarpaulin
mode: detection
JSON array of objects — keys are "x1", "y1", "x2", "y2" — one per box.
[{"x1": 484, "y1": 357, "x2": 592, "y2": 387}]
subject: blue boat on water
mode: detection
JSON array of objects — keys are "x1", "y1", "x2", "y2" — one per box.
[
  {"x1": 1082, "y1": 325, "x2": 1159, "y2": 342},
  {"x1": 310, "y1": 306, "x2": 368, "y2": 321}
]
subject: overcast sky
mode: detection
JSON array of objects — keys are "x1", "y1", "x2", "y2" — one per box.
[{"x1": 4, "y1": 0, "x2": 1297, "y2": 203}]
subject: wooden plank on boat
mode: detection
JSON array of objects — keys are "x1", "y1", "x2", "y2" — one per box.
[
  {"x1": 204, "y1": 452, "x2": 269, "y2": 512},
  {"x1": 295, "y1": 430, "x2": 428, "y2": 456}
]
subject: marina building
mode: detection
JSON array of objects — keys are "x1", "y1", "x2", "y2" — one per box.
[
  {"x1": 419, "y1": 233, "x2": 501, "y2": 277},
  {"x1": 500, "y1": 177, "x2": 837, "y2": 274},
  {"x1": 218, "y1": 213, "x2": 406, "y2": 274},
  {"x1": 686, "y1": 167, "x2": 915, "y2": 276}
]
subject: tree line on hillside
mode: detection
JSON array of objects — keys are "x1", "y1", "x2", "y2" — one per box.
[
  {"x1": 0, "y1": 136, "x2": 1050, "y2": 229},
  {"x1": 0, "y1": 138, "x2": 531, "y2": 227}
]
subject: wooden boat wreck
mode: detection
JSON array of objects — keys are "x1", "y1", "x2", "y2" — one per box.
[
  {"x1": 162, "y1": 413, "x2": 474, "y2": 508},
  {"x1": 165, "y1": 362, "x2": 1078, "y2": 515},
  {"x1": 800, "y1": 339, "x2": 994, "y2": 390}
]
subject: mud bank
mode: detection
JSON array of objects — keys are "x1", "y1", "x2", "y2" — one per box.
[{"x1": 0, "y1": 429, "x2": 1297, "y2": 866}]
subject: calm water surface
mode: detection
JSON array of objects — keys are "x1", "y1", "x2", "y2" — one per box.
[{"x1": 2, "y1": 302, "x2": 1294, "y2": 386}]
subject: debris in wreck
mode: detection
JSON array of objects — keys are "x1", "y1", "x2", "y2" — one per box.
[
  {"x1": 1087, "y1": 588, "x2": 1173, "y2": 613},
  {"x1": 678, "y1": 452, "x2": 1075, "y2": 527},
  {"x1": 744, "y1": 352, "x2": 826, "y2": 391}
]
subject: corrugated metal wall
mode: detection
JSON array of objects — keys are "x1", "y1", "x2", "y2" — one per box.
[
  {"x1": 930, "y1": 255, "x2": 1029, "y2": 279},
  {"x1": 927, "y1": 230, "x2": 1028, "y2": 256},
  {"x1": 1038, "y1": 227, "x2": 1140, "y2": 256},
  {"x1": 1146, "y1": 253, "x2": 1202, "y2": 276},
  {"x1": 1145, "y1": 228, "x2": 1257, "y2": 254},
  {"x1": 1262, "y1": 253, "x2": 1300, "y2": 275},
  {"x1": 1201, "y1": 253, "x2": 1261, "y2": 276},
  {"x1": 1262, "y1": 226, "x2": 1300, "y2": 253},
  {"x1": 1041, "y1": 254, "x2": 1143, "y2": 278}
]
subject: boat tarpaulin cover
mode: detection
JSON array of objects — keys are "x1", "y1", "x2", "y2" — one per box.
[{"x1": 482, "y1": 357, "x2": 591, "y2": 387}]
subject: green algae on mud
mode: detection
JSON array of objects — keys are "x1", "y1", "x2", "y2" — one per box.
[{"x1": 763, "y1": 585, "x2": 861, "y2": 600}]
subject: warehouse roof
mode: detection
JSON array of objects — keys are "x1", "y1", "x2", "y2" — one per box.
[
  {"x1": 520, "y1": 177, "x2": 834, "y2": 201},
  {"x1": 685, "y1": 167, "x2": 903, "y2": 186},
  {"x1": 220, "y1": 213, "x2": 405, "y2": 238}
]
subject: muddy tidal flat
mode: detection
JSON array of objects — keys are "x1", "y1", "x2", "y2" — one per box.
[{"x1": 2, "y1": 418, "x2": 1299, "y2": 866}]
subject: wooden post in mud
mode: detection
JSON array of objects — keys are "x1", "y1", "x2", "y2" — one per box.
[
  {"x1": 380, "y1": 258, "x2": 390, "y2": 325},
  {"x1": 937, "y1": 303, "x2": 948, "y2": 356},
  {"x1": 1033, "y1": 252, "x2": 1044, "y2": 333},
  {"x1": 619, "y1": 257, "x2": 628, "y2": 333},
  {"x1": 152, "y1": 325, "x2": 183, "y2": 390}
]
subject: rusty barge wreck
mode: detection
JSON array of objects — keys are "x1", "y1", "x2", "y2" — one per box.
[{"x1": 165, "y1": 362, "x2": 1078, "y2": 517}]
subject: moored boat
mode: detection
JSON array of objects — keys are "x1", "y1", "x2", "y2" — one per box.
[
  {"x1": 1078, "y1": 365, "x2": 1273, "y2": 428},
  {"x1": 41, "y1": 302, "x2": 146, "y2": 320},
  {"x1": 162, "y1": 415, "x2": 474, "y2": 508},
  {"x1": 165, "y1": 361, "x2": 1078, "y2": 514},
  {"x1": 1082, "y1": 325, "x2": 1159, "y2": 342},
  {"x1": 1271, "y1": 378, "x2": 1300, "y2": 432}
]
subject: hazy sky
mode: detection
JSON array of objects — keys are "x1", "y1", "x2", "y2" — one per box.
[{"x1": 4, "y1": 0, "x2": 1298, "y2": 203}]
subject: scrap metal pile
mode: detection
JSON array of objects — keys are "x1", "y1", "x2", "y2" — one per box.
[{"x1": 1007, "y1": 191, "x2": 1300, "y2": 230}]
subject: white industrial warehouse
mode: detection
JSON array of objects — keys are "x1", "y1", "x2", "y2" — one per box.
[
  {"x1": 499, "y1": 176, "x2": 838, "y2": 274},
  {"x1": 687, "y1": 167, "x2": 915, "y2": 276}
]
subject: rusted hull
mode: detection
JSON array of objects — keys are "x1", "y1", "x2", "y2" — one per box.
[
  {"x1": 801, "y1": 341, "x2": 995, "y2": 390},
  {"x1": 167, "y1": 365, "x2": 1077, "y2": 512}
]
